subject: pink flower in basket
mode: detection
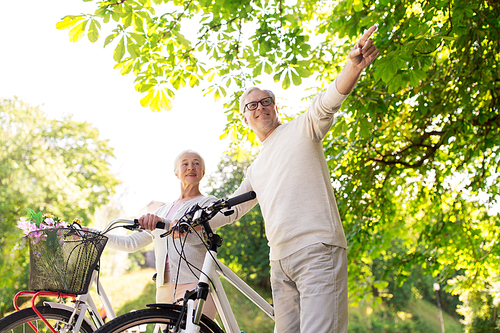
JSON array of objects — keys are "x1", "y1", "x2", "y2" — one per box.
[
  {"x1": 17, "y1": 217, "x2": 36, "y2": 236},
  {"x1": 29, "y1": 228, "x2": 46, "y2": 244},
  {"x1": 17, "y1": 210, "x2": 81, "y2": 248}
]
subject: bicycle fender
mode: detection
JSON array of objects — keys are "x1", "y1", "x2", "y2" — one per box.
[
  {"x1": 146, "y1": 303, "x2": 184, "y2": 310},
  {"x1": 43, "y1": 302, "x2": 96, "y2": 329}
]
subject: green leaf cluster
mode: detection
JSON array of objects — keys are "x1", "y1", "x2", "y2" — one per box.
[
  {"x1": 321, "y1": 0, "x2": 500, "y2": 317},
  {"x1": 57, "y1": 0, "x2": 316, "y2": 123},
  {"x1": 27, "y1": 208, "x2": 44, "y2": 227},
  {"x1": 0, "y1": 98, "x2": 120, "y2": 316}
]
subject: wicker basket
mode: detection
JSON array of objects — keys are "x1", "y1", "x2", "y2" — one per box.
[{"x1": 28, "y1": 228, "x2": 108, "y2": 295}]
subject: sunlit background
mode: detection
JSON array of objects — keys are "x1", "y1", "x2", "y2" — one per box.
[{"x1": 0, "y1": 0, "x2": 231, "y2": 216}]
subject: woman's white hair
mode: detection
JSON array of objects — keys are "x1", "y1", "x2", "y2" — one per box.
[
  {"x1": 239, "y1": 87, "x2": 276, "y2": 113},
  {"x1": 173, "y1": 149, "x2": 205, "y2": 174}
]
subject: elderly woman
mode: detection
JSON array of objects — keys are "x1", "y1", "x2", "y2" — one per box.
[
  {"x1": 140, "y1": 149, "x2": 220, "y2": 318},
  {"x1": 94, "y1": 149, "x2": 220, "y2": 319}
]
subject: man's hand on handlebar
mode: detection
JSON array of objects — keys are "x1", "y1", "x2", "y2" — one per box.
[{"x1": 138, "y1": 213, "x2": 163, "y2": 231}]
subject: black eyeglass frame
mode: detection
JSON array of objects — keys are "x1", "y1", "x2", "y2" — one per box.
[{"x1": 244, "y1": 97, "x2": 274, "y2": 112}]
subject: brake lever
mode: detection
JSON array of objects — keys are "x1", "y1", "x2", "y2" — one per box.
[
  {"x1": 160, "y1": 230, "x2": 171, "y2": 238},
  {"x1": 159, "y1": 220, "x2": 191, "y2": 238},
  {"x1": 123, "y1": 225, "x2": 137, "y2": 231}
]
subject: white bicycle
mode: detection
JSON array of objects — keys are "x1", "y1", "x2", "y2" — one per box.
[
  {"x1": 91, "y1": 191, "x2": 274, "y2": 333},
  {"x1": 0, "y1": 219, "x2": 156, "y2": 333}
]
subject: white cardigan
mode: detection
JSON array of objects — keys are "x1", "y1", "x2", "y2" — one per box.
[{"x1": 101, "y1": 195, "x2": 229, "y2": 287}]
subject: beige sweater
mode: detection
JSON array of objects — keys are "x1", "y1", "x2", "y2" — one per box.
[{"x1": 211, "y1": 80, "x2": 348, "y2": 260}]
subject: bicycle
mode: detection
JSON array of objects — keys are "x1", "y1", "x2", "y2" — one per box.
[
  {"x1": 0, "y1": 218, "x2": 163, "y2": 333},
  {"x1": 91, "y1": 190, "x2": 274, "y2": 333}
]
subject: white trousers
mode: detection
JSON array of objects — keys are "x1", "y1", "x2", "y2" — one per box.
[
  {"x1": 155, "y1": 268, "x2": 217, "y2": 320},
  {"x1": 270, "y1": 243, "x2": 348, "y2": 333},
  {"x1": 156, "y1": 284, "x2": 173, "y2": 304},
  {"x1": 172, "y1": 282, "x2": 217, "y2": 320}
]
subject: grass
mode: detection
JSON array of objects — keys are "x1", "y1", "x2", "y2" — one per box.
[
  {"x1": 215, "y1": 279, "x2": 274, "y2": 333},
  {"x1": 349, "y1": 298, "x2": 464, "y2": 333},
  {"x1": 408, "y1": 298, "x2": 464, "y2": 333},
  {"x1": 89, "y1": 267, "x2": 157, "y2": 317}
]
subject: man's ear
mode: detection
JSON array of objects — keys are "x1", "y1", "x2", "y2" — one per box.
[{"x1": 242, "y1": 113, "x2": 249, "y2": 125}]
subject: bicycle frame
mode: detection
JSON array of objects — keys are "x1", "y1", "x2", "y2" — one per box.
[{"x1": 196, "y1": 249, "x2": 274, "y2": 333}]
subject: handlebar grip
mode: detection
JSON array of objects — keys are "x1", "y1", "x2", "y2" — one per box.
[
  {"x1": 132, "y1": 219, "x2": 166, "y2": 230},
  {"x1": 226, "y1": 191, "x2": 256, "y2": 208}
]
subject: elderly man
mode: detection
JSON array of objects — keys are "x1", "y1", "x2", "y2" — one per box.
[{"x1": 213, "y1": 26, "x2": 379, "y2": 332}]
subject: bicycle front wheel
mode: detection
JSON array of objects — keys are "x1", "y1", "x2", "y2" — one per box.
[
  {"x1": 0, "y1": 306, "x2": 94, "y2": 333},
  {"x1": 93, "y1": 307, "x2": 223, "y2": 333}
]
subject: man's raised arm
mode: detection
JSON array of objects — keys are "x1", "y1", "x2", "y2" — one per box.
[{"x1": 335, "y1": 25, "x2": 380, "y2": 95}]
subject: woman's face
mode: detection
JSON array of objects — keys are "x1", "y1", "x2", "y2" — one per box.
[{"x1": 175, "y1": 152, "x2": 204, "y2": 186}]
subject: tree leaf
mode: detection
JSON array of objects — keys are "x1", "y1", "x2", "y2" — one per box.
[
  {"x1": 56, "y1": 16, "x2": 84, "y2": 30},
  {"x1": 88, "y1": 20, "x2": 100, "y2": 43},
  {"x1": 282, "y1": 72, "x2": 291, "y2": 89},
  {"x1": 252, "y1": 62, "x2": 263, "y2": 77},
  {"x1": 129, "y1": 32, "x2": 145, "y2": 46},
  {"x1": 296, "y1": 65, "x2": 312, "y2": 78},
  {"x1": 113, "y1": 36, "x2": 126, "y2": 62},
  {"x1": 68, "y1": 19, "x2": 88, "y2": 43},
  {"x1": 140, "y1": 89, "x2": 155, "y2": 107},
  {"x1": 150, "y1": 90, "x2": 161, "y2": 112},
  {"x1": 104, "y1": 33, "x2": 118, "y2": 47},
  {"x1": 291, "y1": 70, "x2": 302, "y2": 86},
  {"x1": 133, "y1": 15, "x2": 144, "y2": 33},
  {"x1": 264, "y1": 62, "x2": 273, "y2": 74},
  {"x1": 127, "y1": 37, "x2": 139, "y2": 58},
  {"x1": 160, "y1": 89, "x2": 173, "y2": 110},
  {"x1": 358, "y1": 118, "x2": 372, "y2": 138},
  {"x1": 189, "y1": 74, "x2": 199, "y2": 87}
]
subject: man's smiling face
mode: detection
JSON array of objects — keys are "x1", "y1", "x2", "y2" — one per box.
[{"x1": 242, "y1": 89, "x2": 280, "y2": 140}]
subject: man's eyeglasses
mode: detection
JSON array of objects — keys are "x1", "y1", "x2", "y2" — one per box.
[{"x1": 244, "y1": 97, "x2": 274, "y2": 112}]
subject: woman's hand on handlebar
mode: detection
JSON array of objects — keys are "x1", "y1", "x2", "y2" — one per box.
[{"x1": 138, "y1": 213, "x2": 163, "y2": 231}]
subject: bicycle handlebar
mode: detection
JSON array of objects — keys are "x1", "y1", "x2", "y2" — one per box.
[
  {"x1": 100, "y1": 218, "x2": 166, "y2": 235},
  {"x1": 100, "y1": 191, "x2": 256, "y2": 238},
  {"x1": 161, "y1": 191, "x2": 256, "y2": 238}
]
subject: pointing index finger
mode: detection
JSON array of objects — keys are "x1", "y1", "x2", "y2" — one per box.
[{"x1": 358, "y1": 25, "x2": 377, "y2": 47}]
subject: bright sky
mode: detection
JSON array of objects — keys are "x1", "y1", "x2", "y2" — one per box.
[{"x1": 0, "y1": 0, "x2": 232, "y2": 216}]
